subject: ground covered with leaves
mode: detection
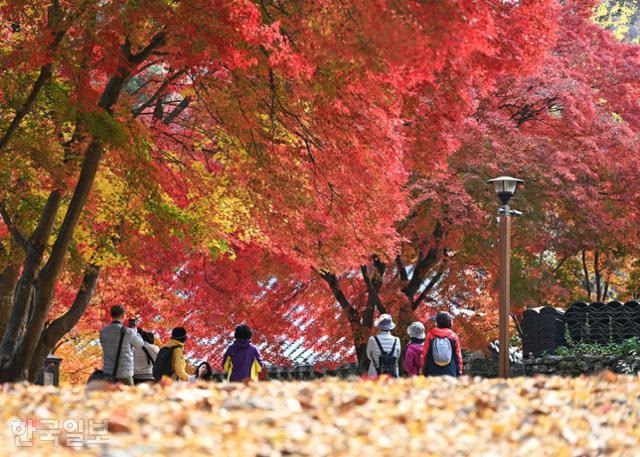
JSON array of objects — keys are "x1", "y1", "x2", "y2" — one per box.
[{"x1": 1, "y1": 374, "x2": 639, "y2": 456}]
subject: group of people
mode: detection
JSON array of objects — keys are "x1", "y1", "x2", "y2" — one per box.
[
  {"x1": 96, "y1": 304, "x2": 461, "y2": 386},
  {"x1": 97, "y1": 305, "x2": 263, "y2": 385},
  {"x1": 366, "y1": 311, "x2": 462, "y2": 378}
]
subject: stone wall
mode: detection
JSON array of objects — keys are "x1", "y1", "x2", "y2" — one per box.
[
  {"x1": 212, "y1": 354, "x2": 639, "y2": 380},
  {"x1": 524, "y1": 354, "x2": 640, "y2": 376},
  {"x1": 464, "y1": 358, "x2": 524, "y2": 377}
]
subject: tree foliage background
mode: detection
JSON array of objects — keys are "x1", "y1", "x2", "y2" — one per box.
[{"x1": 1, "y1": 0, "x2": 640, "y2": 381}]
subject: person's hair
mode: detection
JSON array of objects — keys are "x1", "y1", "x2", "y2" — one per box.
[
  {"x1": 110, "y1": 305, "x2": 125, "y2": 319},
  {"x1": 435, "y1": 311, "x2": 453, "y2": 329},
  {"x1": 143, "y1": 331, "x2": 154, "y2": 344},
  {"x1": 410, "y1": 337, "x2": 425, "y2": 344},
  {"x1": 234, "y1": 324, "x2": 253, "y2": 340},
  {"x1": 171, "y1": 326, "x2": 188, "y2": 343},
  {"x1": 196, "y1": 361, "x2": 213, "y2": 380}
]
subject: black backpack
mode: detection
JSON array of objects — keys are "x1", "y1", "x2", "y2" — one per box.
[
  {"x1": 373, "y1": 336, "x2": 398, "y2": 377},
  {"x1": 153, "y1": 346, "x2": 178, "y2": 381}
]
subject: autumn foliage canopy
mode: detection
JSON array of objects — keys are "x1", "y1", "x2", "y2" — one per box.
[{"x1": 1, "y1": 0, "x2": 640, "y2": 380}]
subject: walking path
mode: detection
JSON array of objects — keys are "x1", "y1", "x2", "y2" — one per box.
[{"x1": 1, "y1": 374, "x2": 639, "y2": 456}]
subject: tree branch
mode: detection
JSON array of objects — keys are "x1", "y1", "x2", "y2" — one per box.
[
  {"x1": 131, "y1": 68, "x2": 186, "y2": 117},
  {"x1": 162, "y1": 96, "x2": 192, "y2": 125},
  {"x1": 27, "y1": 266, "x2": 100, "y2": 381},
  {"x1": 396, "y1": 255, "x2": 408, "y2": 281},
  {"x1": 0, "y1": 2, "x2": 68, "y2": 154},
  {"x1": 0, "y1": 66, "x2": 53, "y2": 153},
  {"x1": 361, "y1": 264, "x2": 386, "y2": 314},
  {"x1": 315, "y1": 268, "x2": 362, "y2": 337},
  {"x1": 511, "y1": 312, "x2": 524, "y2": 341},
  {"x1": 594, "y1": 250, "x2": 602, "y2": 302},
  {"x1": 0, "y1": 203, "x2": 28, "y2": 250},
  {"x1": 552, "y1": 255, "x2": 568, "y2": 273},
  {"x1": 581, "y1": 249, "x2": 592, "y2": 300},
  {"x1": 124, "y1": 32, "x2": 167, "y2": 64},
  {"x1": 402, "y1": 222, "x2": 444, "y2": 300},
  {"x1": 315, "y1": 269, "x2": 354, "y2": 312},
  {"x1": 403, "y1": 247, "x2": 439, "y2": 300},
  {"x1": 412, "y1": 269, "x2": 444, "y2": 311}
]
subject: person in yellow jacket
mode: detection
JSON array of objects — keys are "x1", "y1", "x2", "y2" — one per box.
[{"x1": 157, "y1": 327, "x2": 189, "y2": 381}]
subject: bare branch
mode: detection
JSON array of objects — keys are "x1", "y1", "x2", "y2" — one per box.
[
  {"x1": 361, "y1": 264, "x2": 386, "y2": 314},
  {"x1": 0, "y1": 203, "x2": 28, "y2": 250},
  {"x1": 412, "y1": 269, "x2": 444, "y2": 311},
  {"x1": 581, "y1": 249, "x2": 592, "y2": 300},
  {"x1": 552, "y1": 255, "x2": 568, "y2": 273},
  {"x1": 594, "y1": 250, "x2": 602, "y2": 302},
  {"x1": 125, "y1": 32, "x2": 167, "y2": 64},
  {"x1": 0, "y1": 1, "x2": 70, "y2": 153},
  {"x1": 0, "y1": 66, "x2": 53, "y2": 153},
  {"x1": 163, "y1": 96, "x2": 192, "y2": 125},
  {"x1": 315, "y1": 268, "x2": 353, "y2": 311},
  {"x1": 132, "y1": 69, "x2": 187, "y2": 117},
  {"x1": 396, "y1": 255, "x2": 408, "y2": 281}
]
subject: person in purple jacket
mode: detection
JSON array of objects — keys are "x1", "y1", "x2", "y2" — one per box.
[
  {"x1": 222, "y1": 325, "x2": 264, "y2": 382},
  {"x1": 403, "y1": 321, "x2": 425, "y2": 376}
]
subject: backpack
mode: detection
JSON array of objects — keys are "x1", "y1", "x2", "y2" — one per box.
[
  {"x1": 373, "y1": 336, "x2": 398, "y2": 377},
  {"x1": 432, "y1": 336, "x2": 453, "y2": 366},
  {"x1": 153, "y1": 346, "x2": 178, "y2": 381}
]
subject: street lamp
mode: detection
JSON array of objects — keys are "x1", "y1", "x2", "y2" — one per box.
[{"x1": 487, "y1": 176, "x2": 523, "y2": 378}]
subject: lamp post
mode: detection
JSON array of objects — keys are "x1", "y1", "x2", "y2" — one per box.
[{"x1": 487, "y1": 176, "x2": 523, "y2": 378}]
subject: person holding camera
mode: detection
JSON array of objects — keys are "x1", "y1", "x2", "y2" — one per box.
[
  {"x1": 133, "y1": 330, "x2": 160, "y2": 384},
  {"x1": 99, "y1": 305, "x2": 145, "y2": 385}
]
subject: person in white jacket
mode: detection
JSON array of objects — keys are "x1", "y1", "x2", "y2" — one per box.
[
  {"x1": 133, "y1": 330, "x2": 159, "y2": 384},
  {"x1": 366, "y1": 314, "x2": 401, "y2": 377}
]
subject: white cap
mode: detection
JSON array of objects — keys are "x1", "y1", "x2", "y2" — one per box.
[{"x1": 407, "y1": 321, "x2": 426, "y2": 339}]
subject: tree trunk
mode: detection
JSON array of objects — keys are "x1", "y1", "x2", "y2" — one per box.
[
  {"x1": 27, "y1": 267, "x2": 100, "y2": 382},
  {"x1": 0, "y1": 244, "x2": 24, "y2": 341},
  {"x1": 355, "y1": 342, "x2": 368, "y2": 373},
  {"x1": 594, "y1": 250, "x2": 602, "y2": 302},
  {"x1": 0, "y1": 77, "x2": 122, "y2": 381},
  {"x1": 581, "y1": 249, "x2": 592, "y2": 300},
  {"x1": 0, "y1": 192, "x2": 62, "y2": 373},
  {"x1": 318, "y1": 270, "x2": 371, "y2": 374},
  {"x1": 8, "y1": 140, "x2": 106, "y2": 380},
  {"x1": 0, "y1": 33, "x2": 167, "y2": 382},
  {"x1": 394, "y1": 302, "x2": 415, "y2": 375}
]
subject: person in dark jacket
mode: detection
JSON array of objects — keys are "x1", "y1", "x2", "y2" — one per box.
[
  {"x1": 222, "y1": 325, "x2": 263, "y2": 382},
  {"x1": 403, "y1": 321, "x2": 425, "y2": 376},
  {"x1": 421, "y1": 312, "x2": 463, "y2": 377}
]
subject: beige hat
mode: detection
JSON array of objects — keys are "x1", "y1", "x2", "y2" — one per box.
[
  {"x1": 374, "y1": 313, "x2": 396, "y2": 331},
  {"x1": 407, "y1": 321, "x2": 426, "y2": 339}
]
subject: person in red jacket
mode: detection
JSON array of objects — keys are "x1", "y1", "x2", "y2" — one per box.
[{"x1": 421, "y1": 312, "x2": 463, "y2": 377}]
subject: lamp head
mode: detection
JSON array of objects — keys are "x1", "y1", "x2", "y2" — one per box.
[{"x1": 487, "y1": 176, "x2": 524, "y2": 206}]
